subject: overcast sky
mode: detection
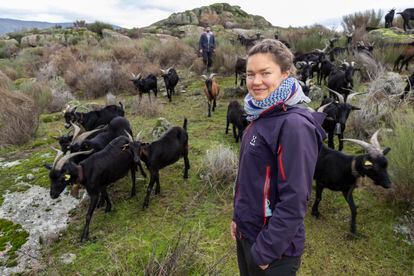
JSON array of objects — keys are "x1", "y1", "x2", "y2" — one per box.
[{"x1": 0, "y1": 0, "x2": 412, "y2": 29}]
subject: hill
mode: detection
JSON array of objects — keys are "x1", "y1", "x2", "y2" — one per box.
[{"x1": 0, "y1": 18, "x2": 73, "y2": 35}]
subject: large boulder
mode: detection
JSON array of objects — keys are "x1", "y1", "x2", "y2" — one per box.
[{"x1": 368, "y1": 28, "x2": 414, "y2": 44}]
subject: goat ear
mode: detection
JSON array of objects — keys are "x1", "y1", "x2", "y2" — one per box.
[
  {"x1": 383, "y1": 147, "x2": 391, "y2": 155},
  {"x1": 44, "y1": 164, "x2": 52, "y2": 170},
  {"x1": 351, "y1": 105, "x2": 361, "y2": 110}
]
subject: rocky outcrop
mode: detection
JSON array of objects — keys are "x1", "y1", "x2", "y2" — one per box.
[
  {"x1": 368, "y1": 28, "x2": 414, "y2": 44},
  {"x1": 151, "y1": 3, "x2": 272, "y2": 29},
  {"x1": 102, "y1": 28, "x2": 131, "y2": 42}
]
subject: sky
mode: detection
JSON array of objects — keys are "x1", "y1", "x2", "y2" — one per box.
[{"x1": 0, "y1": 0, "x2": 413, "y2": 29}]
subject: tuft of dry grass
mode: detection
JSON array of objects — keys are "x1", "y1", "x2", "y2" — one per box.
[
  {"x1": 131, "y1": 95, "x2": 163, "y2": 118},
  {"x1": 0, "y1": 88, "x2": 39, "y2": 146},
  {"x1": 201, "y1": 144, "x2": 238, "y2": 193}
]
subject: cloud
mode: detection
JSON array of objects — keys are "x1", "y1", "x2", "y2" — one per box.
[{"x1": 0, "y1": 0, "x2": 413, "y2": 28}]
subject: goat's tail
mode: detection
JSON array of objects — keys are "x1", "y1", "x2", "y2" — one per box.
[
  {"x1": 183, "y1": 118, "x2": 188, "y2": 131},
  {"x1": 119, "y1": 101, "x2": 124, "y2": 110}
]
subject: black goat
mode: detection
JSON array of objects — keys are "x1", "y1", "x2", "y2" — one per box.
[
  {"x1": 317, "y1": 57, "x2": 335, "y2": 85},
  {"x1": 298, "y1": 79, "x2": 312, "y2": 97},
  {"x1": 139, "y1": 118, "x2": 189, "y2": 209},
  {"x1": 401, "y1": 72, "x2": 414, "y2": 99},
  {"x1": 131, "y1": 73, "x2": 158, "y2": 103},
  {"x1": 63, "y1": 102, "x2": 124, "y2": 131},
  {"x1": 225, "y1": 101, "x2": 248, "y2": 143},
  {"x1": 160, "y1": 67, "x2": 179, "y2": 102},
  {"x1": 235, "y1": 57, "x2": 247, "y2": 86},
  {"x1": 327, "y1": 61, "x2": 356, "y2": 101},
  {"x1": 312, "y1": 130, "x2": 392, "y2": 234},
  {"x1": 397, "y1": 8, "x2": 414, "y2": 31},
  {"x1": 385, "y1": 9, "x2": 396, "y2": 28},
  {"x1": 319, "y1": 90, "x2": 364, "y2": 151},
  {"x1": 296, "y1": 61, "x2": 315, "y2": 82},
  {"x1": 274, "y1": 33, "x2": 291, "y2": 48},
  {"x1": 237, "y1": 34, "x2": 257, "y2": 49},
  {"x1": 46, "y1": 134, "x2": 143, "y2": 242}
]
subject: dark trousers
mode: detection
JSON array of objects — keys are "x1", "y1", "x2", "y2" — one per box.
[
  {"x1": 236, "y1": 237, "x2": 301, "y2": 276},
  {"x1": 202, "y1": 50, "x2": 213, "y2": 69}
]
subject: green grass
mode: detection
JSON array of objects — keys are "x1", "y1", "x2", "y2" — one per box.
[
  {"x1": 0, "y1": 76, "x2": 412, "y2": 274},
  {"x1": 0, "y1": 219, "x2": 29, "y2": 267}
]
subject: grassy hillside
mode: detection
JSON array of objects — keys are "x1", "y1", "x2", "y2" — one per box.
[{"x1": 0, "y1": 76, "x2": 412, "y2": 274}]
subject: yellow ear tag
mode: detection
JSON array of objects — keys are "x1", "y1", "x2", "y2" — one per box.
[
  {"x1": 364, "y1": 160, "x2": 373, "y2": 166},
  {"x1": 64, "y1": 174, "x2": 71, "y2": 181}
]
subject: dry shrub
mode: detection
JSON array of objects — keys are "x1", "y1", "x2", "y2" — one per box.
[
  {"x1": 212, "y1": 39, "x2": 245, "y2": 75},
  {"x1": 47, "y1": 77, "x2": 75, "y2": 113},
  {"x1": 0, "y1": 88, "x2": 39, "y2": 146},
  {"x1": 131, "y1": 95, "x2": 163, "y2": 118},
  {"x1": 149, "y1": 39, "x2": 197, "y2": 68},
  {"x1": 201, "y1": 144, "x2": 238, "y2": 191},
  {"x1": 190, "y1": 58, "x2": 205, "y2": 75},
  {"x1": 353, "y1": 52, "x2": 383, "y2": 81},
  {"x1": 0, "y1": 70, "x2": 12, "y2": 90},
  {"x1": 347, "y1": 72, "x2": 405, "y2": 138},
  {"x1": 382, "y1": 108, "x2": 414, "y2": 203},
  {"x1": 18, "y1": 79, "x2": 52, "y2": 113},
  {"x1": 77, "y1": 61, "x2": 115, "y2": 98}
]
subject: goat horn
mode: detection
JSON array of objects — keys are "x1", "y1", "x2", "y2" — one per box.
[
  {"x1": 341, "y1": 138, "x2": 382, "y2": 157},
  {"x1": 71, "y1": 122, "x2": 82, "y2": 141},
  {"x1": 71, "y1": 127, "x2": 104, "y2": 146},
  {"x1": 327, "y1": 88, "x2": 344, "y2": 103},
  {"x1": 369, "y1": 130, "x2": 382, "y2": 150},
  {"x1": 317, "y1": 102, "x2": 332, "y2": 113},
  {"x1": 54, "y1": 150, "x2": 94, "y2": 170},
  {"x1": 298, "y1": 80, "x2": 305, "y2": 87},
  {"x1": 135, "y1": 130, "x2": 143, "y2": 141},
  {"x1": 209, "y1": 73, "x2": 217, "y2": 79},
  {"x1": 124, "y1": 130, "x2": 133, "y2": 142},
  {"x1": 160, "y1": 69, "x2": 165, "y2": 74},
  {"x1": 305, "y1": 79, "x2": 312, "y2": 86},
  {"x1": 201, "y1": 75, "x2": 208, "y2": 80},
  {"x1": 346, "y1": 92, "x2": 366, "y2": 102},
  {"x1": 51, "y1": 147, "x2": 64, "y2": 169}
]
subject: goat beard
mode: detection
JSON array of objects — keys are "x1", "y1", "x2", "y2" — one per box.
[{"x1": 70, "y1": 184, "x2": 81, "y2": 198}]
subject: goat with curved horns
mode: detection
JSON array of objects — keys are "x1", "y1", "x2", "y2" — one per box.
[{"x1": 312, "y1": 129, "x2": 392, "y2": 234}]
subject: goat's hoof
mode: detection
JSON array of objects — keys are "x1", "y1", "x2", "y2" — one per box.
[{"x1": 311, "y1": 211, "x2": 320, "y2": 218}]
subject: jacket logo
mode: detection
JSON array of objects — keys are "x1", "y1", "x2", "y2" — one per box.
[{"x1": 250, "y1": 135, "x2": 257, "y2": 146}]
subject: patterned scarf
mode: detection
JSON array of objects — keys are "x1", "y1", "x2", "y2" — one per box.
[{"x1": 244, "y1": 77, "x2": 310, "y2": 121}]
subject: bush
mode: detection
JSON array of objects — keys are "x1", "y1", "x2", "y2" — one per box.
[
  {"x1": 149, "y1": 39, "x2": 197, "y2": 68},
  {"x1": 87, "y1": 21, "x2": 113, "y2": 37},
  {"x1": 382, "y1": 108, "x2": 414, "y2": 203},
  {"x1": 18, "y1": 79, "x2": 51, "y2": 113},
  {"x1": 0, "y1": 70, "x2": 13, "y2": 90},
  {"x1": 47, "y1": 77, "x2": 75, "y2": 113},
  {"x1": 0, "y1": 88, "x2": 39, "y2": 147},
  {"x1": 212, "y1": 39, "x2": 245, "y2": 75},
  {"x1": 347, "y1": 71, "x2": 405, "y2": 139},
  {"x1": 342, "y1": 9, "x2": 383, "y2": 33},
  {"x1": 201, "y1": 144, "x2": 238, "y2": 191},
  {"x1": 77, "y1": 61, "x2": 115, "y2": 98}
]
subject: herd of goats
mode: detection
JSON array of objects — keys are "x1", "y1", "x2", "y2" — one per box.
[{"x1": 42, "y1": 11, "x2": 414, "y2": 242}]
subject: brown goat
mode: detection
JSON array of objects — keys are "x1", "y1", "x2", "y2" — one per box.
[
  {"x1": 202, "y1": 73, "x2": 220, "y2": 117},
  {"x1": 393, "y1": 43, "x2": 414, "y2": 72}
]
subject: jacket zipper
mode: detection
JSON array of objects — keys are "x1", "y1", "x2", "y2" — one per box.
[
  {"x1": 278, "y1": 145, "x2": 286, "y2": 181},
  {"x1": 263, "y1": 165, "x2": 271, "y2": 226}
]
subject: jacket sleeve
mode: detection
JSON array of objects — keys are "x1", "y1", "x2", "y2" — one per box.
[
  {"x1": 212, "y1": 35, "x2": 216, "y2": 49},
  {"x1": 198, "y1": 34, "x2": 203, "y2": 50},
  {"x1": 250, "y1": 116, "x2": 320, "y2": 265}
]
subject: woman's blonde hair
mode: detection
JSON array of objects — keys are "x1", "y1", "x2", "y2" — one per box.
[{"x1": 247, "y1": 39, "x2": 296, "y2": 75}]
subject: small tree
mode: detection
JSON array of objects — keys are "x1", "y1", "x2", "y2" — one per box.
[
  {"x1": 73, "y1": 19, "x2": 87, "y2": 28},
  {"x1": 87, "y1": 21, "x2": 113, "y2": 37}
]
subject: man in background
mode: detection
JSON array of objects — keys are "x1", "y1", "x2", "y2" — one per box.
[{"x1": 199, "y1": 26, "x2": 215, "y2": 72}]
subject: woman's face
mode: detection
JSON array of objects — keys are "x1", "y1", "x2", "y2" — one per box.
[{"x1": 246, "y1": 53, "x2": 289, "y2": 101}]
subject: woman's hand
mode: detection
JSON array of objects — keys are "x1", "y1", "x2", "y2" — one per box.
[{"x1": 230, "y1": 221, "x2": 237, "y2": 240}]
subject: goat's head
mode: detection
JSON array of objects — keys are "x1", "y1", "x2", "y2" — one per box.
[
  {"x1": 202, "y1": 73, "x2": 217, "y2": 91},
  {"x1": 63, "y1": 105, "x2": 78, "y2": 128},
  {"x1": 45, "y1": 148, "x2": 93, "y2": 199},
  {"x1": 343, "y1": 129, "x2": 392, "y2": 188},
  {"x1": 69, "y1": 124, "x2": 103, "y2": 153},
  {"x1": 123, "y1": 130, "x2": 143, "y2": 166}
]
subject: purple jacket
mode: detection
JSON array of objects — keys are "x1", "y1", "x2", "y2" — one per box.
[{"x1": 233, "y1": 103, "x2": 326, "y2": 266}]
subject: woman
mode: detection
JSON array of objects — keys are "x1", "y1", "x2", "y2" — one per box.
[{"x1": 231, "y1": 39, "x2": 326, "y2": 275}]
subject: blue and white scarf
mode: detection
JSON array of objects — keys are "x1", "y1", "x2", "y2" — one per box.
[{"x1": 244, "y1": 77, "x2": 310, "y2": 121}]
